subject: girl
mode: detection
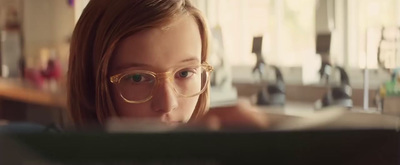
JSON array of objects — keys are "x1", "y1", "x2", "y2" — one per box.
[{"x1": 67, "y1": 0, "x2": 269, "y2": 130}]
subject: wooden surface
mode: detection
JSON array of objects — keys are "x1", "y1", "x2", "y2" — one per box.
[
  {"x1": 0, "y1": 78, "x2": 66, "y2": 108},
  {"x1": 253, "y1": 101, "x2": 392, "y2": 131},
  {"x1": 257, "y1": 101, "x2": 379, "y2": 116},
  {"x1": 383, "y1": 96, "x2": 400, "y2": 116}
]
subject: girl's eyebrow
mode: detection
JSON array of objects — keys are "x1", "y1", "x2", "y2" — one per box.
[
  {"x1": 179, "y1": 57, "x2": 200, "y2": 63},
  {"x1": 115, "y1": 57, "x2": 200, "y2": 71},
  {"x1": 115, "y1": 62, "x2": 151, "y2": 71}
]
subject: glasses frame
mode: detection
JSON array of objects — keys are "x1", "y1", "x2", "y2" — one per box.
[{"x1": 110, "y1": 63, "x2": 214, "y2": 104}]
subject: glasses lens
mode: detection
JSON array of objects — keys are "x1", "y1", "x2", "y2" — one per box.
[
  {"x1": 115, "y1": 65, "x2": 211, "y2": 102},
  {"x1": 117, "y1": 72, "x2": 155, "y2": 102},
  {"x1": 173, "y1": 65, "x2": 209, "y2": 97}
]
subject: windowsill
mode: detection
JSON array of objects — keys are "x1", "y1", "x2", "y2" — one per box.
[{"x1": 231, "y1": 65, "x2": 390, "y2": 90}]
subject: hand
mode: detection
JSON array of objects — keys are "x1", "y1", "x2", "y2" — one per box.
[{"x1": 192, "y1": 99, "x2": 270, "y2": 131}]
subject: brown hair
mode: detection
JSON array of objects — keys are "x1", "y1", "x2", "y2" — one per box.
[{"x1": 68, "y1": 0, "x2": 210, "y2": 127}]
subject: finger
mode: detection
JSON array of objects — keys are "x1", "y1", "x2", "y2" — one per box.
[{"x1": 204, "y1": 114, "x2": 221, "y2": 131}]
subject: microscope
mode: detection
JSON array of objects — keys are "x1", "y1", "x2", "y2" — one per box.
[
  {"x1": 251, "y1": 36, "x2": 285, "y2": 106},
  {"x1": 315, "y1": 65, "x2": 353, "y2": 109},
  {"x1": 314, "y1": 33, "x2": 353, "y2": 109}
]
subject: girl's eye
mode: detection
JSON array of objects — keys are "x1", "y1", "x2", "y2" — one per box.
[
  {"x1": 179, "y1": 71, "x2": 189, "y2": 77},
  {"x1": 176, "y1": 70, "x2": 195, "y2": 79},
  {"x1": 130, "y1": 74, "x2": 143, "y2": 82},
  {"x1": 125, "y1": 73, "x2": 153, "y2": 83}
]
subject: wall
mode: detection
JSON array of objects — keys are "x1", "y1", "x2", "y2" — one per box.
[
  {"x1": 74, "y1": 0, "x2": 89, "y2": 23},
  {"x1": 22, "y1": 0, "x2": 74, "y2": 68}
]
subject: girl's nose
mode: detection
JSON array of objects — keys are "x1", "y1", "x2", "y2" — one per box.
[{"x1": 150, "y1": 80, "x2": 178, "y2": 113}]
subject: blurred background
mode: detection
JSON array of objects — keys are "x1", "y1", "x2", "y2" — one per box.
[{"x1": 0, "y1": 0, "x2": 399, "y2": 128}]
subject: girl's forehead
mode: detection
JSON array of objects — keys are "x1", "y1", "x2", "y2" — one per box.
[{"x1": 110, "y1": 15, "x2": 202, "y2": 73}]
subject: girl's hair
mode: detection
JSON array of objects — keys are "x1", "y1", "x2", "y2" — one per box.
[{"x1": 68, "y1": 0, "x2": 210, "y2": 126}]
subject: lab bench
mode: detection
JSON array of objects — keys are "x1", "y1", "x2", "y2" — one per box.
[{"x1": 0, "y1": 78, "x2": 67, "y2": 126}]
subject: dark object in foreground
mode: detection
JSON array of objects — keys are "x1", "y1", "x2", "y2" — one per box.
[{"x1": 0, "y1": 129, "x2": 398, "y2": 165}]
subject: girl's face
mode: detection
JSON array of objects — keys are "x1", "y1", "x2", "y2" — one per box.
[{"x1": 109, "y1": 15, "x2": 202, "y2": 126}]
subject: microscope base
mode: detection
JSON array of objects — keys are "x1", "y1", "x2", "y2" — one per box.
[
  {"x1": 315, "y1": 98, "x2": 353, "y2": 110},
  {"x1": 256, "y1": 90, "x2": 285, "y2": 106}
]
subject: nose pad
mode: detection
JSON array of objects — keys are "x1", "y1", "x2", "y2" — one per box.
[
  {"x1": 151, "y1": 78, "x2": 178, "y2": 113},
  {"x1": 157, "y1": 72, "x2": 174, "y2": 83}
]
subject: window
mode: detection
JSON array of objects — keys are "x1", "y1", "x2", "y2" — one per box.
[
  {"x1": 347, "y1": 0, "x2": 400, "y2": 69},
  {"x1": 199, "y1": 0, "x2": 316, "y2": 67},
  {"x1": 192, "y1": 0, "x2": 396, "y2": 86}
]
